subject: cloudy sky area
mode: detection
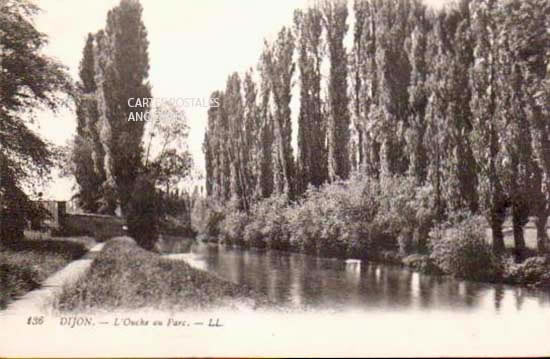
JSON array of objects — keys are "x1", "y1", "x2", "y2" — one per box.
[{"x1": 34, "y1": 0, "x2": 449, "y2": 200}]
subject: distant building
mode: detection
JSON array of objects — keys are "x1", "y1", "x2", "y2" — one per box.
[{"x1": 32, "y1": 200, "x2": 66, "y2": 229}]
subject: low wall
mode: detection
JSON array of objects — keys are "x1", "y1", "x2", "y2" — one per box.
[{"x1": 62, "y1": 213, "x2": 126, "y2": 240}]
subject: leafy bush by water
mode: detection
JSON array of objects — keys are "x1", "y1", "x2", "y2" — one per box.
[
  {"x1": 286, "y1": 178, "x2": 371, "y2": 258},
  {"x1": 504, "y1": 256, "x2": 550, "y2": 288},
  {"x1": 199, "y1": 201, "x2": 225, "y2": 241},
  {"x1": 220, "y1": 209, "x2": 249, "y2": 246},
  {"x1": 212, "y1": 173, "x2": 435, "y2": 260},
  {"x1": 372, "y1": 176, "x2": 434, "y2": 255},
  {"x1": 429, "y1": 213, "x2": 504, "y2": 282},
  {"x1": 243, "y1": 195, "x2": 288, "y2": 249},
  {"x1": 402, "y1": 254, "x2": 442, "y2": 274}
]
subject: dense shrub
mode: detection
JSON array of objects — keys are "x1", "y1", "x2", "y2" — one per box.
[
  {"x1": 126, "y1": 175, "x2": 160, "y2": 251},
  {"x1": 0, "y1": 261, "x2": 40, "y2": 309},
  {"x1": 243, "y1": 195, "x2": 288, "y2": 250},
  {"x1": 209, "y1": 173, "x2": 436, "y2": 260},
  {"x1": 429, "y1": 213, "x2": 504, "y2": 281},
  {"x1": 372, "y1": 176, "x2": 434, "y2": 255},
  {"x1": 0, "y1": 190, "x2": 50, "y2": 242},
  {"x1": 287, "y1": 178, "x2": 370, "y2": 258},
  {"x1": 402, "y1": 254, "x2": 442, "y2": 274},
  {"x1": 504, "y1": 256, "x2": 550, "y2": 287},
  {"x1": 198, "y1": 202, "x2": 225, "y2": 241},
  {"x1": 219, "y1": 209, "x2": 249, "y2": 246},
  {"x1": 0, "y1": 237, "x2": 88, "y2": 309}
]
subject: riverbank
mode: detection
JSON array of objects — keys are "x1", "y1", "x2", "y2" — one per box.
[
  {"x1": 0, "y1": 235, "x2": 91, "y2": 309},
  {"x1": 54, "y1": 237, "x2": 268, "y2": 312},
  {"x1": 201, "y1": 175, "x2": 550, "y2": 289}
]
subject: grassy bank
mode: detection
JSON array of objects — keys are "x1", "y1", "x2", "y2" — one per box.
[
  {"x1": 0, "y1": 236, "x2": 89, "y2": 309},
  {"x1": 55, "y1": 238, "x2": 267, "y2": 312}
]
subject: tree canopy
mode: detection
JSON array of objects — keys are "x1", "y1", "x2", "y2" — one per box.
[{"x1": 0, "y1": 0, "x2": 71, "y2": 240}]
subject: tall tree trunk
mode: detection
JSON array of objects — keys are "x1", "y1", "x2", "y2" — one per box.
[
  {"x1": 534, "y1": 205, "x2": 549, "y2": 254},
  {"x1": 490, "y1": 197, "x2": 506, "y2": 254},
  {"x1": 512, "y1": 201, "x2": 527, "y2": 261},
  {"x1": 510, "y1": 155, "x2": 528, "y2": 261},
  {"x1": 535, "y1": 215, "x2": 549, "y2": 253},
  {"x1": 491, "y1": 214, "x2": 505, "y2": 254},
  {"x1": 489, "y1": 119, "x2": 505, "y2": 253}
]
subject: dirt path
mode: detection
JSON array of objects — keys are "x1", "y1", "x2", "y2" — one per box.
[{"x1": 0, "y1": 242, "x2": 105, "y2": 317}]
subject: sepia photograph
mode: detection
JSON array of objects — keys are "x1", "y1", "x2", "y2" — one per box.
[{"x1": 1, "y1": 0, "x2": 550, "y2": 357}]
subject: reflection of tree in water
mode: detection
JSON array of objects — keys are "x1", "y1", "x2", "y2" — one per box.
[
  {"x1": 511, "y1": 285, "x2": 550, "y2": 311},
  {"x1": 288, "y1": 255, "x2": 305, "y2": 308},
  {"x1": 253, "y1": 250, "x2": 269, "y2": 297},
  {"x1": 464, "y1": 282, "x2": 482, "y2": 308},
  {"x1": 513, "y1": 287, "x2": 524, "y2": 311},
  {"x1": 494, "y1": 285, "x2": 505, "y2": 311},
  {"x1": 273, "y1": 254, "x2": 292, "y2": 304},
  {"x1": 190, "y1": 244, "x2": 550, "y2": 313},
  {"x1": 385, "y1": 266, "x2": 413, "y2": 307},
  {"x1": 418, "y1": 275, "x2": 438, "y2": 308}
]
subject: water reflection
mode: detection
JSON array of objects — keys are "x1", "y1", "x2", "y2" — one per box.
[
  {"x1": 184, "y1": 243, "x2": 550, "y2": 314},
  {"x1": 157, "y1": 235, "x2": 194, "y2": 254}
]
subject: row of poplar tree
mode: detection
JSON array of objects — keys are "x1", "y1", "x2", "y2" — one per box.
[{"x1": 203, "y1": 0, "x2": 550, "y2": 253}]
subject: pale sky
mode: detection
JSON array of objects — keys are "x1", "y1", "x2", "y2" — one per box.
[{"x1": 33, "y1": 0, "x2": 449, "y2": 200}]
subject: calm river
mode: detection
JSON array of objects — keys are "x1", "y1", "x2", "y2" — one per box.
[{"x1": 167, "y1": 242, "x2": 550, "y2": 314}]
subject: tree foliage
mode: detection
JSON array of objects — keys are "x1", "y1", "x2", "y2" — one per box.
[
  {"x1": 69, "y1": 0, "x2": 151, "y2": 215},
  {"x1": 0, "y1": 0, "x2": 71, "y2": 240},
  {"x1": 202, "y1": 0, "x2": 550, "y2": 256}
]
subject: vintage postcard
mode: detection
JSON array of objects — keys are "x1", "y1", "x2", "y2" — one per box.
[{"x1": 1, "y1": 0, "x2": 550, "y2": 357}]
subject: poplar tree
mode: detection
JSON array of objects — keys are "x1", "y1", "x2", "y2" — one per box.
[
  {"x1": 351, "y1": 0, "x2": 368, "y2": 170},
  {"x1": 257, "y1": 50, "x2": 275, "y2": 199},
  {"x1": 261, "y1": 28, "x2": 296, "y2": 200},
  {"x1": 243, "y1": 69, "x2": 260, "y2": 202},
  {"x1": 358, "y1": 0, "x2": 381, "y2": 178},
  {"x1": 294, "y1": 6, "x2": 326, "y2": 193},
  {"x1": 469, "y1": 0, "x2": 506, "y2": 253},
  {"x1": 450, "y1": 2, "x2": 478, "y2": 214},
  {"x1": 496, "y1": 0, "x2": 550, "y2": 253},
  {"x1": 373, "y1": 0, "x2": 412, "y2": 178},
  {"x1": 204, "y1": 90, "x2": 230, "y2": 202},
  {"x1": 203, "y1": 131, "x2": 213, "y2": 197},
  {"x1": 424, "y1": 16, "x2": 451, "y2": 221},
  {"x1": 73, "y1": 34, "x2": 105, "y2": 212},
  {"x1": 425, "y1": 4, "x2": 478, "y2": 218},
  {"x1": 225, "y1": 73, "x2": 250, "y2": 210},
  {"x1": 404, "y1": 4, "x2": 429, "y2": 186},
  {"x1": 322, "y1": 0, "x2": 351, "y2": 182},
  {"x1": 95, "y1": 0, "x2": 151, "y2": 214}
]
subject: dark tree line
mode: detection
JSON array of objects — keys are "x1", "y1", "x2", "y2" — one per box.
[{"x1": 203, "y1": 0, "x2": 550, "y2": 255}]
